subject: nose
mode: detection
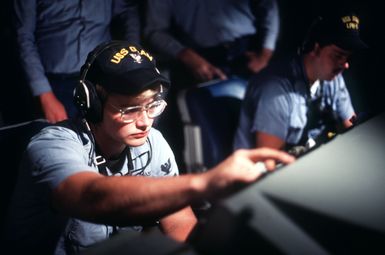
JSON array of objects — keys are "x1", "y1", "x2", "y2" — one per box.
[
  {"x1": 337, "y1": 54, "x2": 350, "y2": 70},
  {"x1": 135, "y1": 110, "x2": 151, "y2": 128}
]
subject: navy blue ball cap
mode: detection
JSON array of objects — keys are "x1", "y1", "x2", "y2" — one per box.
[
  {"x1": 312, "y1": 12, "x2": 368, "y2": 51},
  {"x1": 84, "y1": 41, "x2": 170, "y2": 95}
]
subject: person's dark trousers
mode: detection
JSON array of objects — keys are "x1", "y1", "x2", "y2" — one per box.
[
  {"x1": 196, "y1": 34, "x2": 257, "y2": 79},
  {"x1": 47, "y1": 73, "x2": 80, "y2": 118}
]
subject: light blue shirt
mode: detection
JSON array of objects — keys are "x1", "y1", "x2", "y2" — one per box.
[
  {"x1": 145, "y1": 0, "x2": 279, "y2": 58},
  {"x1": 14, "y1": 0, "x2": 140, "y2": 96},
  {"x1": 5, "y1": 119, "x2": 178, "y2": 254},
  {"x1": 234, "y1": 55, "x2": 355, "y2": 149}
]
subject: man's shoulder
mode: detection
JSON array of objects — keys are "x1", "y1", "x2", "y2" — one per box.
[
  {"x1": 250, "y1": 57, "x2": 298, "y2": 88},
  {"x1": 321, "y1": 74, "x2": 348, "y2": 95},
  {"x1": 248, "y1": 72, "x2": 294, "y2": 99},
  {"x1": 147, "y1": 128, "x2": 174, "y2": 154},
  {"x1": 147, "y1": 128, "x2": 177, "y2": 176},
  {"x1": 147, "y1": 128, "x2": 165, "y2": 142}
]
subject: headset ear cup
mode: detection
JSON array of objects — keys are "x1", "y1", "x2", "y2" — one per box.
[
  {"x1": 74, "y1": 41, "x2": 127, "y2": 123},
  {"x1": 74, "y1": 80, "x2": 103, "y2": 123},
  {"x1": 74, "y1": 81, "x2": 89, "y2": 113}
]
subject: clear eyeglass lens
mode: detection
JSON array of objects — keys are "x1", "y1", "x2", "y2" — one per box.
[{"x1": 121, "y1": 100, "x2": 166, "y2": 122}]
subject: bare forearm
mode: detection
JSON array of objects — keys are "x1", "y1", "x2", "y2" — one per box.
[
  {"x1": 246, "y1": 48, "x2": 274, "y2": 73},
  {"x1": 176, "y1": 48, "x2": 227, "y2": 80},
  {"x1": 177, "y1": 48, "x2": 206, "y2": 70},
  {"x1": 53, "y1": 172, "x2": 206, "y2": 226},
  {"x1": 255, "y1": 131, "x2": 285, "y2": 150},
  {"x1": 159, "y1": 207, "x2": 197, "y2": 242},
  {"x1": 53, "y1": 149, "x2": 295, "y2": 227},
  {"x1": 259, "y1": 48, "x2": 274, "y2": 62}
]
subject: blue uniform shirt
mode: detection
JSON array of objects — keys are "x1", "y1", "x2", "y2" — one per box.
[
  {"x1": 144, "y1": 0, "x2": 279, "y2": 58},
  {"x1": 14, "y1": 0, "x2": 140, "y2": 96},
  {"x1": 233, "y1": 55, "x2": 355, "y2": 150},
  {"x1": 5, "y1": 119, "x2": 178, "y2": 254}
]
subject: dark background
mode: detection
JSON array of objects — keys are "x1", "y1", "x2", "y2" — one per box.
[{"x1": 1, "y1": 0, "x2": 384, "y2": 126}]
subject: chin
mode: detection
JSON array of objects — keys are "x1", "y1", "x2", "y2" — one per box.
[{"x1": 124, "y1": 137, "x2": 148, "y2": 147}]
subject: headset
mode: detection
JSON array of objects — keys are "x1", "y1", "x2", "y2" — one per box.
[
  {"x1": 74, "y1": 41, "x2": 159, "y2": 171},
  {"x1": 74, "y1": 40, "x2": 126, "y2": 123}
]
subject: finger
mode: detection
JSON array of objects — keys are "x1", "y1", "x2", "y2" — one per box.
[
  {"x1": 199, "y1": 68, "x2": 213, "y2": 81},
  {"x1": 249, "y1": 160, "x2": 276, "y2": 175},
  {"x1": 246, "y1": 147, "x2": 295, "y2": 165},
  {"x1": 47, "y1": 117, "x2": 56, "y2": 124},
  {"x1": 195, "y1": 71, "x2": 209, "y2": 81},
  {"x1": 264, "y1": 159, "x2": 277, "y2": 171},
  {"x1": 253, "y1": 161, "x2": 268, "y2": 174},
  {"x1": 213, "y1": 67, "x2": 227, "y2": 80},
  {"x1": 205, "y1": 71, "x2": 214, "y2": 81}
]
